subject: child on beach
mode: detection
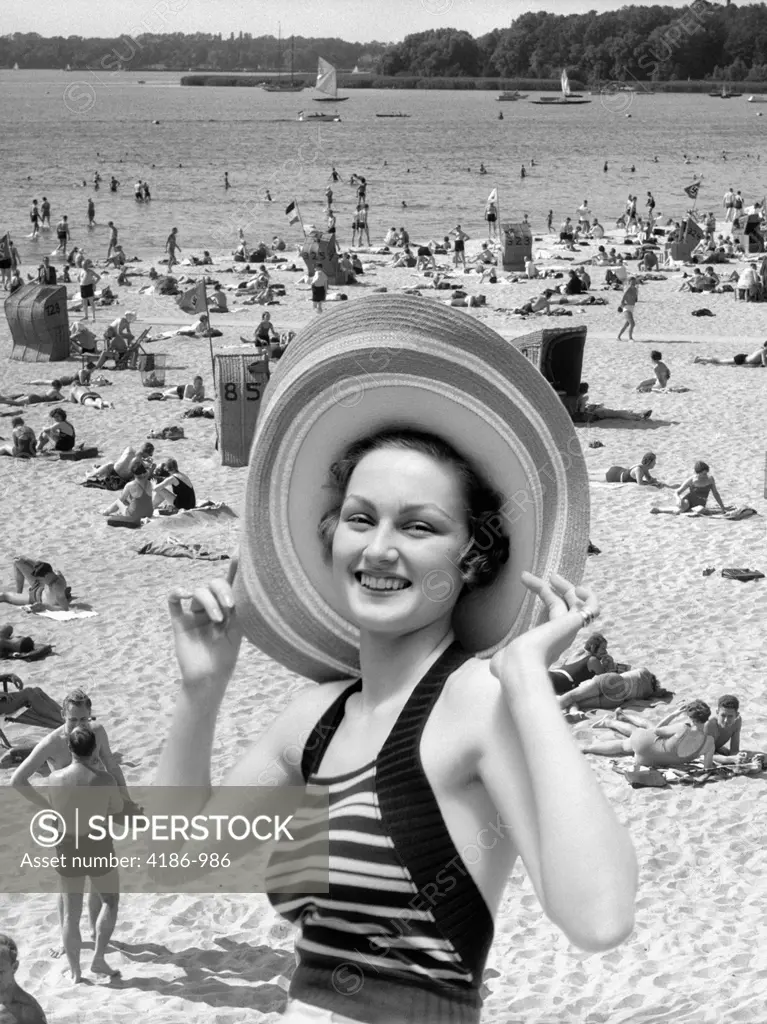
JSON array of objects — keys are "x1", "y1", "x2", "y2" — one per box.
[{"x1": 0, "y1": 935, "x2": 48, "y2": 1023}]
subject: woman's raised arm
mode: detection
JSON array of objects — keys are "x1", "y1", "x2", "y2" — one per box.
[{"x1": 479, "y1": 573, "x2": 637, "y2": 952}]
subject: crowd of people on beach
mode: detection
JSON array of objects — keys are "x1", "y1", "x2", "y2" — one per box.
[{"x1": 1, "y1": 154, "x2": 766, "y2": 1024}]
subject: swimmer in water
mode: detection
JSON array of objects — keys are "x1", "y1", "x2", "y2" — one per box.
[
  {"x1": 479, "y1": 163, "x2": 487, "y2": 175},
  {"x1": 604, "y1": 162, "x2": 608, "y2": 172},
  {"x1": 265, "y1": 190, "x2": 272, "y2": 202},
  {"x1": 402, "y1": 201, "x2": 407, "y2": 208},
  {"x1": 630, "y1": 165, "x2": 636, "y2": 173},
  {"x1": 531, "y1": 158, "x2": 536, "y2": 167},
  {"x1": 224, "y1": 172, "x2": 230, "y2": 190},
  {"x1": 521, "y1": 165, "x2": 526, "y2": 179}
]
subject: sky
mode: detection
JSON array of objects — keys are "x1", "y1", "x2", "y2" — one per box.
[{"x1": 8, "y1": 0, "x2": 702, "y2": 44}]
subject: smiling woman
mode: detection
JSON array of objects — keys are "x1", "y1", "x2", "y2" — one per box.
[{"x1": 155, "y1": 295, "x2": 638, "y2": 1024}]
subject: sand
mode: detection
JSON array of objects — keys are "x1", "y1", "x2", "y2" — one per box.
[{"x1": 1, "y1": 229, "x2": 766, "y2": 1023}]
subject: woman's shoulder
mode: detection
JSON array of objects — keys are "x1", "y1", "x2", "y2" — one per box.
[{"x1": 442, "y1": 655, "x2": 502, "y2": 715}]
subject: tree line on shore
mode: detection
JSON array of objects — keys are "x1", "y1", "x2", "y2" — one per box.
[{"x1": 5, "y1": 3, "x2": 767, "y2": 82}]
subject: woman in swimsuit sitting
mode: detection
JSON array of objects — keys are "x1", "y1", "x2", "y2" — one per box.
[
  {"x1": 605, "y1": 451, "x2": 660, "y2": 485},
  {"x1": 253, "y1": 312, "x2": 279, "y2": 348},
  {"x1": 37, "y1": 408, "x2": 76, "y2": 453},
  {"x1": 100, "y1": 459, "x2": 154, "y2": 522},
  {"x1": 581, "y1": 700, "x2": 716, "y2": 770},
  {"x1": 152, "y1": 459, "x2": 196, "y2": 511},
  {"x1": 0, "y1": 418, "x2": 37, "y2": 459},
  {"x1": 675, "y1": 461, "x2": 727, "y2": 513}
]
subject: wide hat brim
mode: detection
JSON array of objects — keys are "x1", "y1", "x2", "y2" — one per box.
[{"x1": 234, "y1": 294, "x2": 589, "y2": 683}]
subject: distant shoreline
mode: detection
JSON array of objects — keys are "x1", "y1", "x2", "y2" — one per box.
[{"x1": 178, "y1": 74, "x2": 767, "y2": 95}]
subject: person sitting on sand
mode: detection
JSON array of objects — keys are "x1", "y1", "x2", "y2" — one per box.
[
  {"x1": 673, "y1": 460, "x2": 727, "y2": 513},
  {"x1": 69, "y1": 383, "x2": 112, "y2": 410},
  {"x1": 735, "y1": 264, "x2": 761, "y2": 301},
  {"x1": 678, "y1": 268, "x2": 708, "y2": 293},
  {"x1": 558, "y1": 668, "x2": 672, "y2": 712},
  {"x1": 0, "y1": 381, "x2": 64, "y2": 407},
  {"x1": 605, "y1": 450, "x2": 660, "y2": 484},
  {"x1": 383, "y1": 226, "x2": 397, "y2": 246},
  {"x1": 549, "y1": 632, "x2": 623, "y2": 695},
  {"x1": 152, "y1": 458, "x2": 196, "y2": 511},
  {"x1": 0, "y1": 417, "x2": 37, "y2": 459},
  {"x1": 162, "y1": 375, "x2": 205, "y2": 402},
  {"x1": 85, "y1": 442, "x2": 154, "y2": 484},
  {"x1": 0, "y1": 674, "x2": 63, "y2": 729},
  {"x1": 104, "y1": 244, "x2": 126, "y2": 269},
  {"x1": 471, "y1": 242, "x2": 497, "y2": 267},
  {"x1": 178, "y1": 313, "x2": 221, "y2": 337},
  {"x1": 637, "y1": 350, "x2": 670, "y2": 392},
  {"x1": 575, "y1": 384, "x2": 653, "y2": 424},
  {"x1": 563, "y1": 270, "x2": 584, "y2": 295},
  {"x1": 693, "y1": 340, "x2": 767, "y2": 366},
  {"x1": 0, "y1": 557, "x2": 71, "y2": 611},
  {"x1": 100, "y1": 459, "x2": 154, "y2": 522},
  {"x1": 209, "y1": 283, "x2": 229, "y2": 312},
  {"x1": 391, "y1": 245, "x2": 416, "y2": 269},
  {"x1": 0, "y1": 934, "x2": 48, "y2": 1023},
  {"x1": 580, "y1": 699, "x2": 716, "y2": 769},
  {"x1": 253, "y1": 311, "x2": 278, "y2": 347},
  {"x1": 94, "y1": 312, "x2": 137, "y2": 369},
  {"x1": 36, "y1": 407, "x2": 76, "y2": 453}
]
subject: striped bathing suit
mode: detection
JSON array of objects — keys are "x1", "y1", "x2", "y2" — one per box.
[{"x1": 267, "y1": 641, "x2": 494, "y2": 1024}]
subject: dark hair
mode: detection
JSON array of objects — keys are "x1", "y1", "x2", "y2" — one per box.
[
  {"x1": 585, "y1": 632, "x2": 606, "y2": 649},
  {"x1": 317, "y1": 429, "x2": 510, "y2": 592},
  {"x1": 717, "y1": 694, "x2": 740, "y2": 712},
  {"x1": 641, "y1": 452, "x2": 656, "y2": 466},
  {"x1": 579, "y1": 382, "x2": 589, "y2": 394},
  {"x1": 694, "y1": 460, "x2": 709, "y2": 473},
  {"x1": 31, "y1": 561, "x2": 53, "y2": 579},
  {"x1": 683, "y1": 699, "x2": 711, "y2": 724},
  {"x1": 68, "y1": 725, "x2": 97, "y2": 758},
  {"x1": 50, "y1": 407, "x2": 67, "y2": 421},
  {"x1": 163, "y1": 458, "x2": 179, "y2": 474},
  {"x1": 11, "y1": 416, "x2": 24, "y2": 427},
  {"x1": 0, "y1": 934, "x2": 18, "y2": 964},
  {"x1": 650, "y1": 350, "x2": 662, "y2": 361},
  {"x1": 130, "y1": 458, "x2": 149, "y2": 478},
  {"x1": 51, "y1": 380, "x2": 62, "y2": 390},
  {"x1": 733, "y1": 353, "x2": 747, "y2": 365},
  {"x1": 64, "y1": 688, "x2": 92, "y2": 713}
]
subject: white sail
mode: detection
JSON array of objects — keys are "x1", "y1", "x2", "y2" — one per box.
[
  {"x1": 561, "y1": 69, "x2": 570, "y2": 98},
  {"x1": 316, "y1": 58, "x2": 337, "y2": 100}
]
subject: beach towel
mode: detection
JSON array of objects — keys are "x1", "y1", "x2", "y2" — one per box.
[
  {"x1": 614, "y1": 759, "x2": 767, "y2": 788},
  {"x1": 686, "y1": 507, "x2": 759, "y2": 521},
  {"x1": 136, "y1": 538, "x2": 231, "y2": 561},
  {"x1": 24, "y1": 606, "x2": 97, "y2": 621},
  {"x1": 721, "y1": 567, "x2": 765, "y2": 582},
  {"x1": 151, "y1": 502, "x2": 238, "y2": 530},
  {"x1": 82, "y1": 474, "x2": 124, "y2": 491}
]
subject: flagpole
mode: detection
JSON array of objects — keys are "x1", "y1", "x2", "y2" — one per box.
[{"x1": 202, "y1": 280, "x2": 215, "y2": 385}]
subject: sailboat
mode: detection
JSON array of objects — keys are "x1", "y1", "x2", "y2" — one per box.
[
  {"x1": 313, "y1": 58, "x2": 348, "y2": 102},
  {"x1": 13, "y1": 63, "x2": 19, "y2": 71},
  {"x1": 531, "y1": 69, "x2": 591, "y2": 105},
  {"x1": 709, "y1": 83, "x2": 738, "y2": 98},
  {"x1": 263, "y1": 27, "x2": 304, "y2": 92}
]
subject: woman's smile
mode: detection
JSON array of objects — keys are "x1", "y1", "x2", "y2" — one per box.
[{"x1": 356, "y1": 571, "x2": 412, "y2": 594}]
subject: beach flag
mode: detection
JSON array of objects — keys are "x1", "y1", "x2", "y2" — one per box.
[
  {"x1": 285, "y1": 200, "x2": 300, "y2": 225},
  {"x1": 176, "y1": 281, "x2": 206, "y2": 315},
  {"x1": 0, "y1": 234, "x2": 10, "y2": 262},
  {"x1": 684, "y1": 181, "x2": 701, "y2": 200},
  {"x1": 487, "y1": 188, "x2": 498, "y2": 205}
]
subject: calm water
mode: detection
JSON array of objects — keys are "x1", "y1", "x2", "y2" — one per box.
[{"x1": 2, "y1": 69, "x2": 765, "y2": 260}]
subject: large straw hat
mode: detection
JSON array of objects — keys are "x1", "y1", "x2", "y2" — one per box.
[{"x1": 234, "y1": 294, "x2": 589, "y2": 683}]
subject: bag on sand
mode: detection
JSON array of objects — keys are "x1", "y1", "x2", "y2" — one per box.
[{"x1": 721, "y1": 568, "x2": 765, "y2": 582}]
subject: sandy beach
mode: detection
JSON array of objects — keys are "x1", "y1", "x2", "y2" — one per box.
[{"x1": 1, "y1": 226, "x2": 766, "y2": 1024}]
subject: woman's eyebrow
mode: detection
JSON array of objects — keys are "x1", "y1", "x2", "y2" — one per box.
[{"x1": 344, "y1": 494, "x2": 456, "y2": 521}]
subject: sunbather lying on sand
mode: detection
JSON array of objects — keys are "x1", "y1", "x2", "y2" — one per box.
[
  {"x1": 705, "y1": 694, "x2": 745, "y2": 765},
  {"x1": 84, "y1": 442, "x2": 155, "y2": 483},
  {"x1": 549, "y1": 632, "x2": 628, "y2": 695},
  {"x1": 0, "y1": 626, "x2": 36, "y2": 658},
  {"x1": 576, "y1": 384, "x2": 652, "y2": 424},
  {"x1": 161, "y1": 376, "x2": 205, "y2": 402},
  {"x1": 69, "y1": 384, "x2": 112, "y2": 410},
  {"x1": 0, "y1": 558, "x2": 71, "y2": 611},
  {"x1": 0, "y1": 675, "x2": 63, "y2": 729},
  {"x1": 580, "y1": 699, "x2": 716, "y2": 769},
  {"x1": 558, "y1": 668, "x2": 672, "y2": 711},
  {"x1": 0, "y1": 381, "x2": 64, "y2": 406},
  {"x1": 692, "y1": 341, "x2": 767, "y2": 366},
  {"x1": 604, "y1": 451, "x2": 662, "y2": 485}
]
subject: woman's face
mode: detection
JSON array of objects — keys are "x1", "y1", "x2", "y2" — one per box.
[{"x1": 332, "y1": 447, "x2": 470, "y2": 639}]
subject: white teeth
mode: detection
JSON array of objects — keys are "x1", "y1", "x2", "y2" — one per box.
[{"x1": 359, "y1": 573, "x2": 408, "y2": 592}]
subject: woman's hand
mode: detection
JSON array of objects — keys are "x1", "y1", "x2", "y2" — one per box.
[
  {"x1": 490, "y1": 572, "x2": 600, "y2": 679},
  {"x1": 168, "y1": 557, "x2": 243, "y2": 692}
]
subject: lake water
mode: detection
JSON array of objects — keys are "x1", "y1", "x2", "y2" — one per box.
[{"x1": 2, "y1": 69, "x2": 765, "y2": 260}]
